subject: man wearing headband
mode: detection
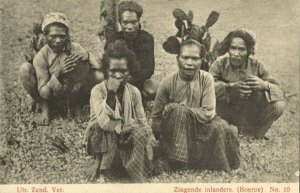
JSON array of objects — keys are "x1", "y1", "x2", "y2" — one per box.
[
  {"x1": 152, "y1": 39, "x2": 240, "y2": 171},
  {"x1": 209, "y1": 29, "x2": 285, "y2": 139},
  {"x1": 19, "y1": 12, "x2": 103, "y2": 125},
  {"x1": 105, "y1": 1, "x2": 158, "y2": 106}
]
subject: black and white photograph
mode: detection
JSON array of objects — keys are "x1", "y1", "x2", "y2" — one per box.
[{"x1": 0, "y1": 0, "x2": 299, "y2": 192}]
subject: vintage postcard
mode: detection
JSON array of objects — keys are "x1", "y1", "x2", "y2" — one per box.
[{"x1": 0, "y1": 0, "x2": 299, "y2": 192}]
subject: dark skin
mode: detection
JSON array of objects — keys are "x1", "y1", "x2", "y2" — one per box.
[
  {"x1": 163, "y1": 44, "x2": 203, "y2": 114},
  {"x1": 84, "y1": 57, "x2": 130, "y2": 182},
  {"x1": 227, "y1": 37, "x2": 268, "y2": 99},
  {"x1": 39, "y1": 25, "x2": 89, "y2": 125},
  {"x1": 119, "y1": 11, "x2": 140, "y2": 40}
]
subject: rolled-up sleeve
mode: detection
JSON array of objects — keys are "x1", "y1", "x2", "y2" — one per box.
[{"x1": 90, "y1": 86, "x2": 122, "y2": 132}]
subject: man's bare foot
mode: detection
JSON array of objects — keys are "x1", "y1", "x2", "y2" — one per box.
[
  {"x1": 74, "y1": 105, "x2": 84, "y2": 123},
  {"x1": 35, "y1": 102, "x2": 42, "y2": 113},
  {"x1": 84, "y1": 159, "x2": 101, "y2": 182},
  {"x1": 30, "y1": 101, "x2": 41, "y2": 113},
  {"x1": 30, "y1": 101, "x2": 36, "y2": 112},
  {"x1": 38, "y1": 102, "x2": 50, "y2": 126}
]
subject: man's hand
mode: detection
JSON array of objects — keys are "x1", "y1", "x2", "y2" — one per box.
[
  {"x1": 164, "y1": 102, "x2": 181, "y2": 115},
  {"x1": 71, "y1": 83, "x2": 82, "y2": 93},
  {"x1": 246, "y1": 75, "x2": 269, "y2": 91},
  {"x1": 228, "y1": 81, "x2": 245, "y2": 91},
  {"x1": 53, "y1": 59, "x2": 76, "y2": 79},
  {"x1": 106, "y1": 78, "x2": 122, "y2": 109},
  {"x1": 54, "y1": 51, "x2": 89, "y2": 79},
  {"x1": 229, "y1": 81, "x2": 252, "y2": 99},
  {"x1": 238, "y1": 82, "x2": 252, "y2": 99},
  {"x1": 65, "y1": 51, "x2": 89, "y2": 64},
  {"x1": 107, "y1": 77, "x2": 122, "y2": 94}
]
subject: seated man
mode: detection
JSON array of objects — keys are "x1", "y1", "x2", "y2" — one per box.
[
  {"x1": 105, "y1": 0, "x2": 158, "y2": 102},
  {"x1": 19, "y1": 12, "x2": 103, "y2": 125},
  {"x1": 152, "y1": 39, "x2": 240, "y2": 171},
  {"x1": 209, "y1": 29, "x2": 285, "y2": 139},
  {"x1": 84, "y1": 40, "x2": 153, "y2": 182}
]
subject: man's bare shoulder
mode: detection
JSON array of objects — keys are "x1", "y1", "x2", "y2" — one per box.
[{"x1": 70, "y1": 42, "x2": 85, "y2": 50}]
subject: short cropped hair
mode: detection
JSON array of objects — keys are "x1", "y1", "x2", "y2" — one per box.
[
  {"x1": 102, "y1": 40, "x2": 138, "y2": 78},
  {"x1": 178, "y1": 39, "x2": 206, "y2": 59},
  {"x1": 118, "y1": 1, "x2": 143, "y2": 20},
  {"x1": 219, "y1": 29, "x2": 256, "y2": 56}
]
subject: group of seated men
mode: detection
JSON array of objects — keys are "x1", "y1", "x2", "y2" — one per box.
[{"x1": 19, "y1": 1, "x2": 285, "y2": 182}]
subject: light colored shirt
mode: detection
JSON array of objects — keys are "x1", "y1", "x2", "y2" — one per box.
[
  {"x1": 209, "y1": 54, "x2": 284, "y2": 102},
  {"x1": 152, "y1": 70, "x2": 216, "y2": 131},
  {"x1": 33, "y1": 42, "x2": 99, "y2": 99},
  {"x1": 89, "y1": 82, "x2": 149, "y2": 134}
]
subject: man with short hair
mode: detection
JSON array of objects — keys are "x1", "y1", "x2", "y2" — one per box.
[
  {"x1": 105, "y1": 1, "x2": 158, "y2": 102},
  {"x1": 19, "y1": 12, "x2": 103, "y2": 125},
  {"x1": 152, "y1": 39, "x2": 240, "y2": 171}
]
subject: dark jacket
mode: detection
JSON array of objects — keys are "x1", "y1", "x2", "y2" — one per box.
[{"x1": 106, "y1": 30, "x2": 155, "y2": 89}]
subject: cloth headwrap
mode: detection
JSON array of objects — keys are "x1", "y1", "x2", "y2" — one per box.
[
  {"x1": 118, "y1": 1, "x2": 143, "y2": 18},
  {"x1": 41, "y1": 12, "x2": 70, "y2": 32}
]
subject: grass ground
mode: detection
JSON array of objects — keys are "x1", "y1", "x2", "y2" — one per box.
[{"x1": 0, "y1": 0, "x2": 299, "y2": 183}]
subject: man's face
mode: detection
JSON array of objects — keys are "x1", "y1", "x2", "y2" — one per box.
[
  {"x1": 46, "y1": 25, "x2": 68, "y2": 52},
  {"x1": 120, "y1": 11, "x2": 140, "y2": 40},
  {"x1": 177, "y1": 44, "x2": 202, "y2": 80},
  {"x1": 228, "y1": 37, "x2": 248, "y2": 67},
  {"x1": 108, "y1": 58, "x2": 130, "y2": 83}
]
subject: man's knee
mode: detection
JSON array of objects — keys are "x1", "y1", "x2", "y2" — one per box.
[
  {"x1": 272, "y1": 100, "x2": 286, "y2": 117},
  {"x1": 19, "y1": 62, "x2": 35, "y2": 79},
  {"x1": 210, "y1": 117, "x2": 238, "y2": 137},
  {"x1": 227, "y1": 124, "x2": 239, "y2": 138},
  {"x1": 19, "y1": 62, "x2": 37, "y2": 93},
  {"x1": 93, "y1": 71, "x2": 105, "y2": 84},
  {"x1": 142, "y1": 79, "x2": 159, "y2": 100}
]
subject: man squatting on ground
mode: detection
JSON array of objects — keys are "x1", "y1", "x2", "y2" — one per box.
[
  {"x1": 209, "y1": 29, "x2": 285, "y2": 139},
  {"x1": 19, "y1": 12, "x2": 103, "y2": 125},
  {"x1": 105, "y1": 1, "x2": 158, "y2": 103},
  {"x1": 152, "y1": 39, "x2": 240, "y2": 171},
  {"x1": 84, "y1": 40, "x2": 154, "y2": 182}
]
